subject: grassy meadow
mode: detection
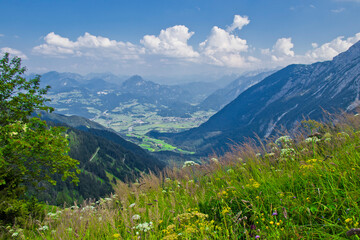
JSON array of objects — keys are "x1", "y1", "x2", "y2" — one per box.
[{"x1": 3, "y1": 112, "x2": 360, "y2": 239}]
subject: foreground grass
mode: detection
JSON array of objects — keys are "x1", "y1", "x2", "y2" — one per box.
[{"x1": 3, "y1": 113, "x2": 360, "y2": 239}]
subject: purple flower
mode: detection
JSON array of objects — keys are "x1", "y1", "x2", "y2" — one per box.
[
  {"x1": 272, "y1": 211, "x2": 278, "y2": 216},
  {"x1": 255, "y1": 235, "x2": 260, "y2": 239}
]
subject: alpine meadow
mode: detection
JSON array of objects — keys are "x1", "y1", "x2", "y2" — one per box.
[{"x1": 1, "y1": 0, "x2": 360, "y2": 239}]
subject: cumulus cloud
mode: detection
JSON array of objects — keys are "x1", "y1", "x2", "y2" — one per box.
[
  {"x1": 305, "y1": 33, "x2": 360, "y2": 61},
  {"x1": 33, "y1": 32, "x2": 143, "y2": 60},
  {"x1": 226, "y1": 15, "x2": 250, "y2": 32},
  {"x1": 140, "y1": 25, "x2": 199, "y2": 58},
  {"x1": 199, "y1": 15, "x2": 250, "y2": 67},
  {"x1": 1, "y1": 47, "x2": 28, "y2": 59},
  {"x1": 261, "y1": 37, "x2": 294, "y2": 62},
  {"x1": 259, "y1": 33, "x2": 360, "y2": 69}
]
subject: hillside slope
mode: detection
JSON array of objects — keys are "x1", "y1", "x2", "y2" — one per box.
[
  {"x1": 35, "y1": 112, "x2": 166, "y2": 205},
  {"x1": 155, "y1": 41, "x2": 360, "y2": 154},
  {"x1": 198, "y1": 71, "x2": 275, "y2": 111}
]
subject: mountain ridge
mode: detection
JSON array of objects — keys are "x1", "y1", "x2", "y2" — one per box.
[{"x1": 153, "y1": 41, "x2": 360, "y2": 154}]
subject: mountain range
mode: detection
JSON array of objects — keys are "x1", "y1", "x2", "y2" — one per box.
[{"x1": 151, "y1": 40, "x2": 360, "y2": 154}]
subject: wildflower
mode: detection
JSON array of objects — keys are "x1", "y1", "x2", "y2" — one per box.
[
  {"x1": 129, "y1": 203, "x2": 136, "y2": 208},
  {"x1": 221, "y1": 206, "x2": 231, "y2": 215},
  {"x1": 276, "y1": 222, "x2": 280, "y2": 226},
  {"x1": 275, "y1": 136, "x2": 292, "y2": 145},
  {"x1": 132, "y1": 214, "x2": 141, "y2": 220},
  {"x1": 38, "y1": 225, "x2": 49, "y2": 231},
  {"x1": 113, "y1": 233, "x2": 121, "y2": 238},
  {"x1": 305, "y1": 136, "x2": 320, "y2": 143},
  {"x1": 11, "y1": 232, "x2": 19, "y2": 237},
  {"x1": 269, "y1": 221, "x2": 274, "y2": 225},
  {"x1": 255, "y1": 235, "x2": 260, "y2": 239},
  {"x1": 210, "y1": 158, "x2": 219, "y2": 163},
  {"x1": 133, "y1": 222, "x2": 153, "y2": 232},
  {"x1": 272, "y1": 211, "x2": 278, "y2": 216},
  {"x1": 182, "y1": 161, "x2": 199, "y2": 168},
  {"x1": 345, "y1": 218, "x2": 353, "y2": 223}
]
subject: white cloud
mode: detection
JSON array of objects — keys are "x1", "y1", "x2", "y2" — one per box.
[
  {"x1": 226, "y1": 15, "x2": 250, "y2": 32},
  {"x1": 140, "y1": 25, "x2": 199, "y2": 58},
  {"x1": 0, "y1": 34, "x2": 4, "y2": 37},
  {"x1": 1, "y1": 47, "x2": 28, "y2": 59},
  {"x1": 273, "y1": 38, "x2": 295, "y2": 57},
  {"x1": 199, "y1": 15, "x2": 250, "y2": 67},
  {"x1": 331, "y1": 8, "x2": 345, "y2": 13},
  {"x1": 311, "y1": 43, "x2": 318, "y2": 48},
  {"x1": 33, "y1": 32, "x2": 143, "y2": 60},
  {"x1": 305, "y1": 33, "x2": 360, "y2": 61},
  {"x1": 261, "y1": 37, "x2": 294, "y2": 62},
  {"x1": 259, "y1": 33, "x2": 360, "y2": 69}
]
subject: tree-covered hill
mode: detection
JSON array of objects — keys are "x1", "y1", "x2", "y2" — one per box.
[{"x1": 33, "y1": 113, "x2": 166, "y2": 205}]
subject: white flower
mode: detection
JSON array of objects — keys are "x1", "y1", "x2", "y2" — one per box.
[
  {"x1": 182, "y1": 161, "x2": 199, "y2": 168},
  {"x1": 133, "y1": 222, "x2": 153, "y2": 232},
  {"x1": 132, "y1": 214, "x2": 141, "y2": 220},
  {"x1": 305, "y1": 136, "x2": 320, "y2": 143},
  {"x1": 129, "y1": 203, "x2": 136, "y2": 208},
  {"x1": 38, "y1": 225, "x2": 49, "y2": 231},
  {"x1": 275, "y1": 135, "x2": 292, "y2": 145}
]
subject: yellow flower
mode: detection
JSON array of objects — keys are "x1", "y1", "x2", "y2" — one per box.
[
  {"x1": 270, "y1": 221, "x2": 274, "y2": 225},
  {"x1": 158, "y1": 220, "x2": 163, "y2": 224},
  {"x1": 221, "y1": 206, "x2": 231, "y2": 215},
  {"x1": 113, "y1": 233, "x2": 120, "y2": 238},
  {"x1": 276, "y1": 222, "x2": 280, "y2": 226},
  {"x1": 345, "y1": 218, "x2": 353, "y2": 223},
  {"x1": 256, "y1": 196, "x2": 260, "y2": 199}
]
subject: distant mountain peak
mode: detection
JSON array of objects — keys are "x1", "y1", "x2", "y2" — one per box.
[
  {"x1": 333, "y1": 40, "x2": 360, "y2": 65},
  {"x1": 122, "y1": 75, "x2": 156, "y2": 89}
]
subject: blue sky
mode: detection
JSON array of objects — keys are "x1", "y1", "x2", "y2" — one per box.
[{"x1": 1, "y1": 0, "x2": 360, "y2": 80}]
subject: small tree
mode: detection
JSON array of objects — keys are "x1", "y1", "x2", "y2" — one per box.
[{"x1": 0, "y1": 53, "x2": 79, "y2": 225}]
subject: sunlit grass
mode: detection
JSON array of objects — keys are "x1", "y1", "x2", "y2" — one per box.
[{"x1": 3, "y1": 113, "x2": 360, "y2": 239}]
